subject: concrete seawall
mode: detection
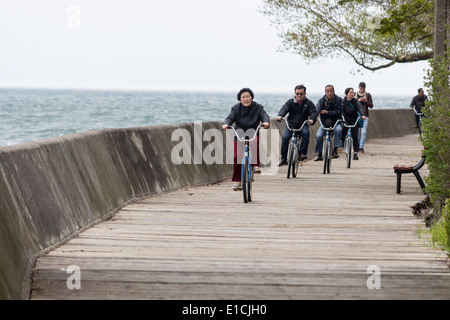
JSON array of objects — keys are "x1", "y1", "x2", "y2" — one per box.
[
  {"x1": 0, "y1": 109, "x2": 417, "y2": 299},
  {"x1": 301, "y1": 108, "x2": 418, "y2": 158}
]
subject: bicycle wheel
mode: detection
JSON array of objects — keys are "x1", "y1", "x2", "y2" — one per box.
[
  {"x1": 247, "y1": 165, "x2": 253, "y2": 202},
  {"x1": 344, "y1": 138, "x2": 348, "y2": 156},
  {"x1": 323, "y1": 140, "x2": 329, "y2": 174},
  {"x1": 287, "y1": 143, "x2": 293, "y2": 179},
  {"x1": 292, "y1": 144, "x2": 299, "y2": 178},
  {"x1": 418, "y1": 121, "x2": 423, "y2": 141},
  {"x1": 242, "y1": 159, "x2": 249, "y2": 203},
  {"x1": 326, "y1": 141, "x2": 331, "y2": 174},
  {"x1": 346, "y1": 137, "x2": 353, "y2": 169}
]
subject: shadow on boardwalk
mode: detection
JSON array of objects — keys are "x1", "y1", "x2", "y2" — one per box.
[{"x1": 31, "y1": 135, "x2": 449, "y2": 300}]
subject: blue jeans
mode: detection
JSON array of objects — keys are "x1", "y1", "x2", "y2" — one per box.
[
  {"x1": 358, "y1": 117, "x2": 369, "y2": 149},
  {"x1": 315, "y1": 124, "x2": 342, "y2": 154},
  {"x1": 281, "y1": 126, "x2": 310, "y2": 160}
]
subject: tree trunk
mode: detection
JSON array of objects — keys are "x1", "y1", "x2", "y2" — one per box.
[
  {"x1": 448, "y1": 0, "x2": 450, "y2": 45},
  {"x1": 434, "y1": 0, "x2": 449, "y2": 59}
]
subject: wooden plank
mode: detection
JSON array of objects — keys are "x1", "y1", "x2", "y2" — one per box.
[{"x1": 30, "y1": 134, "x2": 450, "y2": 300}]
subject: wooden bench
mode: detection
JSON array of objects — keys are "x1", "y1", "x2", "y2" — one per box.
[{"x1": 393, "y1": 155, "x2": 426, "y2": 194}]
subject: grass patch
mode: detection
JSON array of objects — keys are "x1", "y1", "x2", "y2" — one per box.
[
  {"x1": 429, "y1": 199, "x2": 450, "y2": 253},
  {"x1": 413, "y1": 197, "x2": 450, "y2": 254}
]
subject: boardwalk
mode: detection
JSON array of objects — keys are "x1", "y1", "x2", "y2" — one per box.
[{"x1": 31, "y1": 135, "x2": 449, "y2": 300}]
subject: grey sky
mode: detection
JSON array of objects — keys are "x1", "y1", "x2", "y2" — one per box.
[{"x1": 0, "y1": 0, "x2": 429, "y2": 96}]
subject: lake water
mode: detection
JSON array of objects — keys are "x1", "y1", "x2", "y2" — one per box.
[{"x1": 0, "y1": 88, "x2": 412, "y2": 147}]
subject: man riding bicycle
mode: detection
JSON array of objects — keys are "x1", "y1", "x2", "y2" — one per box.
[
  {"x1": 314, "y1": 85, "x2": 343, "y2": 161},
  {"x1": 277, "y1": 85, "x2": 318, "y2": 166},
  {"x1": 409, "y1": 88, "x2": 427, "y2": 129}
]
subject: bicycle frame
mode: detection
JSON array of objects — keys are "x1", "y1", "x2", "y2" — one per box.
[
  {"x1": 413, "y1": 106, "x2": 424, "y2": 140},
  {"x1": 281, "y1": 117, "x2": 309, "y2": 178},
  {"x1": 318, "y1": 117, "x2": 341, "y2": 143},
  {"x1": 228, "y1": 124, "x2": 262, "y2": 202},
  {"x1": 413, "y1": 106, "x2": 424, "y2": 119},
  {"x1": 342, "y1": 115, "x2": 360, "y2": 139},
  {"x1": 318, "y1": 117, "x2": 341, "y2": 174},
  {"x1": 282, "y1": 117, "x2": 308, "y2": 144},
  {"x1": 241, "y1": 141, "x2": 252, "y2": 182},
  {"x1": 228, "y1": 124, "x2": 261, "y2": 178},
  {"x1": 342, "y1": 115, "x2": 361, "y2": 169}
]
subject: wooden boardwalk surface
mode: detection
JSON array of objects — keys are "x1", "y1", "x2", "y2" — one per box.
[{"x1": 30, "y1": 134, "x2": 450, "y2": 300}]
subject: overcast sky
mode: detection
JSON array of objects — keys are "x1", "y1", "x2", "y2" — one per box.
[{"x1": 0, "y1": 0, "x2": 430, "y2": 96}]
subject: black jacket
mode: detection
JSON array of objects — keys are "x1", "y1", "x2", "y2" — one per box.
[
  {"x1": 410, "y1": 94, "x2": 428, "y2": 112},
  {"x1": 342, "y1": 98, "x2": 365, "y2": 125},
  {"x1": 278, "y1": 97, "x2": 318, "y2": 129},
  {"x1": 316, "y1": 95, "x2": 343, "y2": 127},
  {"x1": 224, "y1": 101, "x2": 270, "y2": 131}
]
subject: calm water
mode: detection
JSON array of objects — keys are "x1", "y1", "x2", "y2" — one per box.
[{"x1": 0, "y1": 88, "x2": 412, "y2": 147}]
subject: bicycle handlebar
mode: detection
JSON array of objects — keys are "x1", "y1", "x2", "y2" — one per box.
[
  {"x1": 280, "y1": 117, "x2": 309, "y2": 132},
  {"x1": 318, "y1": 117, "x2": 341, "y2": 131},
  {"x1": 227, "y1": 124, "x2": 264, "y2": 142},
  {"x1": 341, "y1": 115, "x2": 361, "y2": 128},
  {"x1": 412, "y1": 106, "x2": 424, "y2": 116}
]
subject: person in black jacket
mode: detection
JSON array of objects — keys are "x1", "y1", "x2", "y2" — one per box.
[
  {"x1": 409, "y1": 88, "x2": 428, "y2": 129},
  {"x1": 341, "y1": 87, "x2": 366, "y2": 160},
  {"x1": 314, "y1": 85, "x2": 343, "y2": 161},
  {"x1": 276, "y1": 84, "x2": 318, "y2": 166},
  {"x1": 223, "y1": 88, "x2": 270, "y2": 190}
]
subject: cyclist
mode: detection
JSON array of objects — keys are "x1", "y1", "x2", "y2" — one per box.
[
  {"x1": 314, "y1": 85, "x2": 343, "y2": 161},
  {"x1": 276, "y1": 84, "x2": 318, "y2": 166},
  {"x1": 222, "y1": 88, "x2": 270, "y2": 190},
  {"x1": 409, "y1": 88, "x2": 427, "y2": 129},
  {"x1": 341, "y1": 87, "x2": 366, "y2": 160}
]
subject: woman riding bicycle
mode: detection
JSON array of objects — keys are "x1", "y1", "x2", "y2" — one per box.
[
  {"x1": 222, "y1": 88, "x2": 270, "y2": 190},
  {"x1": 341, "y1": 87, "x2": 366, "y2": 160}
]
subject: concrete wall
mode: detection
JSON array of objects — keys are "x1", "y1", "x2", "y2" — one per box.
[
  {"x1": 0, "y1": 122, "x2": 235, "y2": 299},
  {"x1": 291, "y1": 108, "x2": 418, "y2": 158},
  {"x1": 0, "y1": 109, "x2": 416, "y2": 300}
]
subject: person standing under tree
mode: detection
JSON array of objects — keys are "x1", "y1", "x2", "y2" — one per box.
[{"x1": 356, "y1": 82, "x2": 373, "y2": 153}]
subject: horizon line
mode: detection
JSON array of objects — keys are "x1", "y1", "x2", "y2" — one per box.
[{"x1": 0, "y1": 83, "x2": 417, "y2": 97}]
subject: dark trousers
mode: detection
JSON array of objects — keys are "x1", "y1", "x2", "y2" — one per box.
[
  {"x1": 414, "y1": 114, "x2": 420, "y2": 127},
  {"x1": 342, "y1": 126, "x2": 360, "y2": 153},
  {"x1": 232, "y1": 137, "x2": 260, "y2": 182},
  {"x1": 280, "y1": 126, "x2": 310, "y2": 160}
]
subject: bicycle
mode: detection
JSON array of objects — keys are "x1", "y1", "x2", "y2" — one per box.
[
  {"x1": 342, "y1": 115, "x2": 361, "y2": 169},
  {"x1": 227, "y1": 124, "x2": 263, "y2": 203},
  {"x1": 280, "y1": 117, "x2": 309, "y2": 179},
  {"x1": 413, "y1": 106, "x2": 424, "y2": 140},
  {"x1": 318, "y1": 117, "x2": 341, "y2": 175}
]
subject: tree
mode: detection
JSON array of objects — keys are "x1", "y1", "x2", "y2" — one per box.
[
  {"x1": 420, "y1": 0, "x2": 450, "y2": 252},
  {"x1": 433, "y1": 0, "x2": 449, "y2": 58},
  {"x1": 422, "y1": 0, "x2": 449, "y2": 204},
  {"x1": 260, "y1": 0, "x2": 434, "y2": 71}
]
